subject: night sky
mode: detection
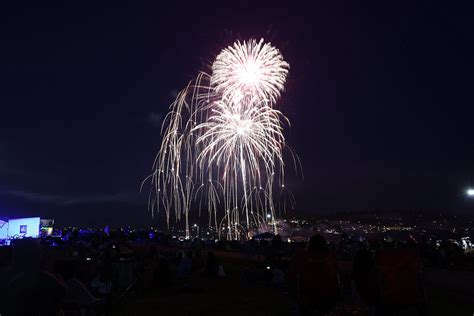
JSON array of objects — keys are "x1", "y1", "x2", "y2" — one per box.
[{"x1": 1, "y1": 2, "x2": 473, "y2": 226}]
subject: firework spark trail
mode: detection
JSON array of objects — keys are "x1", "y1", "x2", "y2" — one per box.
[{"x1": 148, "y1": 39, "x2": 295, "y2": 239}]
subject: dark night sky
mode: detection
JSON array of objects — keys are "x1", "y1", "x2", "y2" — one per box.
[{"x1": 0, "y1": 1, "x2": 473, "y2": 226}]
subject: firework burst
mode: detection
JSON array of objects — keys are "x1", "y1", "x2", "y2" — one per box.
[
  {"x1": 211, "y1": 39, "x2": 289, "y2": 104},
  {"x1": 146, "y1": 39, "x2": 296, "y2": 239}
]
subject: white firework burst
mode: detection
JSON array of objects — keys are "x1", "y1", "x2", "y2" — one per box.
[
  {"x1": 146, "y1": 39, "x2": 297, "y2": 240},
  {"x1": 211, "y1": 38, "x2": 289, "y2": 104}
]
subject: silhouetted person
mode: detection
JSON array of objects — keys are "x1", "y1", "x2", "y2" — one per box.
[
  {"x1": 7, "y1": 239, "x2": 66, "y2": 316},
  {"x1": 271, "y1": 234, "x2": 284, "y2": 252},
  {"x1": 205, "y1": 251, "x2": 219, "y2": 277},
  {"x1": 155, "y1": 255, "x2": 173, "y2": 292},
  {"x1": 175, "y1": 250, "x2": 184, "y2": 266},
  {"x1": 376, "y1": 247, "x2": 425, "y2": 315},
  {"x1": 99, "y1": 248, "x2": 114, "y2": 286},
  {"x1": 290, "y1": 234, "x2": 339, "y2": 315},
  {"x1": 307, "y1": 234, "x2": 329, "y2": 252},
  {"x1": 192, "y1": 249, "x2": 204, "y2": 273},
  {"x1": 0, "y1": 246, "x2": 12, "y2": 315},
  {"x1": 177, "y1": 250, "x2": 192, "y2": 278},
  {"x1": 147, "y1": 245, "x2": 159, "y2": 260},
  {"x1": 353, "y1": 249, "x2": 379, "y2": 306}
]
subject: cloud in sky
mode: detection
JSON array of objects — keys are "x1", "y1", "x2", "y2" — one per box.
[
  {"x1": 1, "y1": 189, "x2": 136, "y2": 206},
  {"x1": 169, "y1": 89, "x2": 178, "y2": 99},
  {"x1": 148, "y1": 112, "x2": 163, "y2": 128}
]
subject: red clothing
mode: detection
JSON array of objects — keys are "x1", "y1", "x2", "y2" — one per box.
[
  {"x1": 291, "y1": 250, "x2": 339, "y2": 307},
  {"x1": 376, "y1": 249, "x2": 422, "y2": 305}
]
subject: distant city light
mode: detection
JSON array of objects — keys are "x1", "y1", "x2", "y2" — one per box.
[{"x1": 467, "y1": 189, "x2": 474, "y2": 196}]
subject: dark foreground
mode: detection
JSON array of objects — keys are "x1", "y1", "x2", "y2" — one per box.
[{"x1": 0, "y1": 233, "x2": 473, "y2": 315}]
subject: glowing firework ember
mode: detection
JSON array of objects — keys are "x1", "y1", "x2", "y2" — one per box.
[{"x1": 146, "y1": 39, "x2": 297, "y2": 240}]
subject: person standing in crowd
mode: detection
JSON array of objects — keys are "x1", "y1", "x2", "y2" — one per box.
[{"x1": 7, "y1": 239, "x2": 67, "y2": 315}]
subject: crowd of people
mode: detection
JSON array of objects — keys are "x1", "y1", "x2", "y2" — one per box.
[
  {"x1": 0, "y1": 231, "x2": 228, "y2": 315},
  {"x1": 0, "y1": 227, "x2": 472, "y2": 315}
]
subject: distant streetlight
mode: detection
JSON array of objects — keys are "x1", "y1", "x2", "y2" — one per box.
[
  {"x1": 467, "y1": 189, "x2": 474, "y2": 196},
  {"x1": 266, "y1": 214, "x2": 272, "y2": 219}
]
